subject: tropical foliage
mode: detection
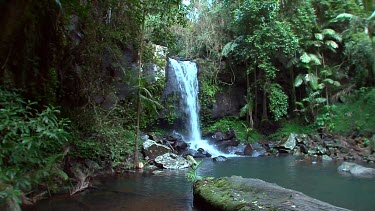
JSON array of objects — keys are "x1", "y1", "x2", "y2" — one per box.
[
  {"x1": 0, "y1": 0, "x2": 375, "y2": 209},
  {"x1": 0, "y1": 88, "x2": 70, "y2": 209}
]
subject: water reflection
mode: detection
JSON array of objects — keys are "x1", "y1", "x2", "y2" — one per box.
[{"x1": 28, "y1": 156, "x2": 375, "y2": 211}]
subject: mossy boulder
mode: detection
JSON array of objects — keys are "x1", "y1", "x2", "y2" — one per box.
[{"x1": 194, "y1": 176, "x2": 348, "y2": 211}]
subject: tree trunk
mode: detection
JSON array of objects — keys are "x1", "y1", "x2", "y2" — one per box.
[
  {"x1": 254, "y1": 68, "x2": 258, "y2": 126},
  {"x1": 134, "y1": 9, "x2": 146, "y2": 168},
  {"x1": 262, "y1": 83, "x2": 268, "y2": 122},
  {"x1": 290, "y1": 66, "x2": 296, "y2": 115},
  {"x1": 246, "y1": 69, "x2": 253, "y2": 128}
]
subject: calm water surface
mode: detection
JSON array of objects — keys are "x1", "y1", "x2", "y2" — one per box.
[{"x1": 28, "y1": 156, "x2": 375, "y2": 211}]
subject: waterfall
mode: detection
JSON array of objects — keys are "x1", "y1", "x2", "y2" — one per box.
[
  {"x1": 169, "y1": 58, "x2": 201, "y2": 142},
  {"x1": 169, "y1": 58, "x2": 226, "y2": 157}
]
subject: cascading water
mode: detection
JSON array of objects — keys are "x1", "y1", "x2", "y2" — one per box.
[
  {"x1": 169, "y1": 58, "x2": 225, "y2": 157},
  {"x1": 169, "y1": 58, "x2": 201, "y2": 141}
]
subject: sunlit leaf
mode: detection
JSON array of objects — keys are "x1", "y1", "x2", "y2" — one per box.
[
  {"x1": 300, "y1": 52, "x2": 311, "y2": 63},
  {"x1": 315, "y1": 98, "x2": 327, "y2": 104},
  {"x1": 315, "y1": 33, "x2": 323, "y2": 41},
  {"x1": 307, "y1": 73, "x2": 319, "y2": 90},
  {"x1": 325, "y1": 40, "x2": 338, "y2": 49},
  {"x1": 309, "y1": 54, "x2": 321, "y2": 65},
  {"x1": 323, "y1": 78, "x2": 334, "y2": 84},
  {"x1": 334, "y1": 13, "x2": 354, "y2": 20},
  {"x1": 294, "y1": 74, "x2": 304, "y2": 87}
]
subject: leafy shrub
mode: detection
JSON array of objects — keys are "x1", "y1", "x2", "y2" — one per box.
[
  {"x1": 315, "y1": 105, "x2": 336, "y2": 132},
  {"x1": 0, "y1": 88, "x2": 70, "y2": 209},
  {"x1": 330, "y1": 87, "x2": 375, "y2": 134},
  {"x1": 69, "y1": 105, "x2": 137, "y2": 168},
  {"x1": 268, "y1": 84, "x2": 289, "y2": 121},
  {"x1": 269, "y1": 120, "x2": 314, "y2": 141},
  {"x1": 203, "y1": 116, "x2": 262, "y2": 142}
]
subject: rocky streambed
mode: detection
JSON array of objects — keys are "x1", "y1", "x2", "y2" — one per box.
[{"x1": 140, "y1": 130, "x2": 375, "y2": 172}]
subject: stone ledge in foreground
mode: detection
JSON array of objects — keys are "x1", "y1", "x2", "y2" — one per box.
[{"x1": 193, "y1": 176, "x2": 348, "y2": 211}]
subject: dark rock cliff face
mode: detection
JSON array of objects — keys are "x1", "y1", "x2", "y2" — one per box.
[
  {"x1": 162, "y1": 60, "x2": 180, "y2": 98},
  {"x1": 211, "y1": 87, "x2": 245, "y2": 119}
]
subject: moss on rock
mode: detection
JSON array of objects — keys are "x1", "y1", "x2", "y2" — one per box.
[{"x1": 194, "y1": 176, "x2": 348, "y2": 211}]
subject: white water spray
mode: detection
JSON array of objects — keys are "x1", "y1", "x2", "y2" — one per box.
[{"x1": 169, "y1": 58, "x2": 228, "y2": 157}]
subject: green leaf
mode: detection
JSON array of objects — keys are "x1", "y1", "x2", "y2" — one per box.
[
  {"x1": 306, "y1": 73, "x2": 319, "y2": 90},
  {"x1": 300, "y1": 52, "x2": 311, "y2": 63},
  {"x1": 315, "y1": 98, "x2": 327, "y2": 104},
  {"x1": 320, "y1": 69, "x2": 332, "y2": 77},
  {"x1": 333, "y1": 81, "x2": 341, "y2": 87},
  {"x1": 295, "y1": 101, "x2": 304, "y2": 108},
  {"x1": 309, "y1": 54, "x2": 321, "y2": 65},
  {"x1": 294, "y1": 74, "x2": 304, "y2": 87},
  {"x1": 336, "y1": 13, "x2": 354, "y2": 19},
  {"x1": 323, "y1": 78, "x2": 335, "y2": 84},
  {"x1": 325, "y1": 40, "x2": 338, "y2": 49},
  {"x1": 315, "y1": 33, "x2": 323, "y2": 41},
  {"x1": 322, "y1": 29, "x2": 342, "y2": 42}
]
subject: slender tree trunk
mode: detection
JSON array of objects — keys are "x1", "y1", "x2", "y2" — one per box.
[
  {"x1": 290, "y1": 66, "x2": 296, "y2": 115},
  {"x1": 371, "y1": 37, "x2": 375, "y2": 85},
  {"x1": 262, "y1": 83, "x2": 268, "y2": 122},
  {"x1": 246, "y1": 68, "x2": 253, "y2": 128},
  {"x1": 246, "y1": 71, "x2": 249, "y2": 125},
  {"x1": 134, "y1": 9, "x2": 146, "y2": 168},
  {"x1": 254, "y1": 68, "x2": 258, "y2": 126}
]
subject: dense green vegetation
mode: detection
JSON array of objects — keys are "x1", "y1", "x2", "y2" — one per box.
[
  {"x1": 1, "y1": 0, "x2": 375, "y2": 209},
  {"x1": 0, "y1": 88, "x2": 70, "y2": 210}
]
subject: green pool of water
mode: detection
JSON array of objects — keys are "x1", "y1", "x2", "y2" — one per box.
[{"x1": 27, "y1": 156, "x2": 375, "y2": 211}]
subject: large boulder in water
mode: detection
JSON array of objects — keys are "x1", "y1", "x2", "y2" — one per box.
[
  {"x1": 163, "y1": 131, "x2": 188, "y2": 153},
  {"x1": 204, "y1": 130, "x2": 236, "y2": 143},
  {"x1": 244, "y1": 142, "x2": 267, "y2": 157},
  {"x1": 337, "y1": 162, "x2": 375, "y2": 178},
  {"x1": 203, "y1": 130, "x2": 240, "y2": 153},
  {"x1": 181, "y1": 148, "x2": 211, "y2": 158},
  {"x1": 277, "y1": 133, "x2": 297, "y2": 152},
  {"x1": 143, "y1": 139, "x2": 171, "y2": 160},
  {"x1": 154, "y1": 153, "x2": 190, "y2": 169},
  {"x1": 194, "y1": 176, "x2": 348, "y2": 211}
]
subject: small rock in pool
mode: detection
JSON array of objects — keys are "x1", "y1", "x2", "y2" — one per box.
[{"x1": 213, "y1": 156, "x2": 227, "y2": 162}]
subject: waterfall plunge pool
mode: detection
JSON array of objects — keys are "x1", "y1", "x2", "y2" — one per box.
[{"x1": 27, "y1": 156, "x2": 375, "y2": 211}]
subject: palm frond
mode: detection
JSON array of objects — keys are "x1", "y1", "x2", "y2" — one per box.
[{"x1": 221, "y1": 41, "x2": 238, "y2": 57}]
